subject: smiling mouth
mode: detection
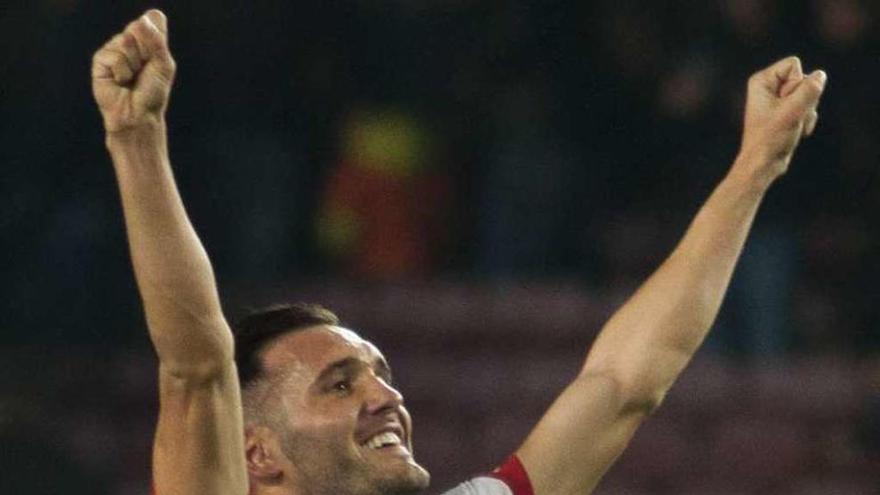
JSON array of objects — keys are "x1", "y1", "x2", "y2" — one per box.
[{"x1": 363, "y1": 431, "x2": 405, "y2": 450}]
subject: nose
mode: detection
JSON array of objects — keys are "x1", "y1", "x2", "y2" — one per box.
[{"x1": 363, "y1": 374, "x2": 404, "y2": 414}]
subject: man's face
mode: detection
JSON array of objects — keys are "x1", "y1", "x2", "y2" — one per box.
[{"x1": 258, "y1": 325, "x2": 430, "y2": 495}]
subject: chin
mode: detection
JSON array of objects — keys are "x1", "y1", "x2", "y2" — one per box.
[{"x1": 376, "y1": 461, "x2": 431, "y2": 495}]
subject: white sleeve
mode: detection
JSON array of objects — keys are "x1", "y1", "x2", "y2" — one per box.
[
  {"x1": 440, "y1": 476, "x2": 513, "y2": 495},
  {"x1": 440, "y1": 455, "x2": 534, "y2": 495}
]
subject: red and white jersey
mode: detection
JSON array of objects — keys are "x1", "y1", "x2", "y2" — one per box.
[
  {"x1": 440, "y1": 456, "x2": 534, "y2": 495},
  {"x1": 151, "y1": 455, "x2": 533, "y2": 495}
]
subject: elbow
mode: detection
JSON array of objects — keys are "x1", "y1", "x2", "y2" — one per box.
[
  {"x1": 153, "y1": 334, "x2": 237, "y2": 385},
  {"x1": 160, "y1": 357, "x2": 236, "y2": 384},
  {"x1": 623, "y1": 386, "x2": 667, "y2": 415},
  {"x1": 579, "y1": 365, "x2": 669, "y2": 417},
  {"x1": 148, "y1": 312, "x2": 236, "y2": 379},
  {"x1": 613, "y1": 373, "x2": 667, "y2": 416}
]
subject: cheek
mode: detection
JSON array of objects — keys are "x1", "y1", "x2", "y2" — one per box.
[
  {"x1": 289, "y1": 396, "x2": 361, "y2": 440},
  {"x1": 400, "y1": 406, "x2": 414, "y2": 433}
]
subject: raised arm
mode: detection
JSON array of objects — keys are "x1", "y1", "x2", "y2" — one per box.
[
  {"x1": 515, "y1": 57, "x2": 827, "y2": 495},
  {"x1": 92, "y1": 10, "x2": 247, "y2": 495}
]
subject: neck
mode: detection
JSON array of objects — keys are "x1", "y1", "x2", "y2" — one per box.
[{"x1": 251, "y1": 479, "x2": 339, "y2": 495}]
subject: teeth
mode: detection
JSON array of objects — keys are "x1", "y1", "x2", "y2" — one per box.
[{"x1": 365, "y1": 431, "x2": 402, "y2": 450}]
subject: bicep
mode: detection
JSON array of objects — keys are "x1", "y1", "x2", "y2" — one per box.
[
  {"x1": 153, "y1": 362, "x2": 248, "y2": 495},
  {"x1": 515, "y1": 372, "x2": 649, "y2": 495}
]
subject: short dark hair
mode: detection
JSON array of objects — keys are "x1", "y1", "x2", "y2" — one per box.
[{"x1": 233, "y1": 303, "x2": 340, "y2": 388}]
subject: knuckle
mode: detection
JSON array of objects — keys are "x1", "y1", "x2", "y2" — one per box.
[
  {"x1": 124, "y1": 25, "x2": 141, "y2": 41},
  {"x1": 138, "y1": 16, "x2": 155, "y2": 31},
  {"x1": 120, "y1": 31, "x2": 138, "y2": 48},
  {"x1": 99, "y1": 39, "x2": 115, "y2": 52},
  {"x1": 158, "y1": 59, "x2": 177, "y2": 79},
  {"x1": 127, "y1": 20, "x2": 148, "y2": 39},
  {"x1": 805, "y1": 78, "x2": 824, "y2": 94},
  {"x1": 109, "y1": 51, "x2": 125, "y2": 65},
  {"x1": 747, "y1": 73, "x2": 761, "y2": 87}
]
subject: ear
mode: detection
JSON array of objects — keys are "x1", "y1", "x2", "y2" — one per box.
[{"x1": 245, "y1": 425, "x2": 284, "y2": 482}]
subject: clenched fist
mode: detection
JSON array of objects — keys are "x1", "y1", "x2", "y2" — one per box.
[
  {"x1": 92, "y1": 9, "x2": 176, "y2": 134},
  {"x1": 737, "y1": 56, "x2": 827, "y2": 182}
]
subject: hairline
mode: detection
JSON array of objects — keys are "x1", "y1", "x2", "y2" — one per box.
[
  {"x1": 243, "y1": 324, "x2": 334, "y2": 387},
  {"x1": 240, "y1": 324, "x2": 381, "y2": 424}
]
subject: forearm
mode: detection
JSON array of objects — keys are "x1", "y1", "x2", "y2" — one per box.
[
  {"x1": 516, "y1": 60, "x2": 824, "y2": 495},
  {"x1": 107, "y1": 123, "x2": 233, "y2": 373},
  {"x1": 582, "y1": 153, "x2": 772, "y2": 409}
]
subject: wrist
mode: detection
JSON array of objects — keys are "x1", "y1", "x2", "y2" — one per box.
[
  {"x1": 728, "y1": 148, "x2": 779, "y2": 194},
  {"x1": 105, "y1": 118, "x2": 167, "y2": 151}
]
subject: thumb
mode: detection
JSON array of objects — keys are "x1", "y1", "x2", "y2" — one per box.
[
  {"x1": 782, "y1": 70, "x2": 827, "y2": 119},
  {"x1": 128, "y1": 12, "x2": 173, "y2": 68},
  {"x1": 144, "y1": 9, "x2": 168, "y2": 36}
]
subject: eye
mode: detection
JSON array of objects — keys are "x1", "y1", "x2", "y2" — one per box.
[
  {"x1": 380, "y1": 372, "x2": 394, "y2": 386},
  {"x1": 332, "y1": 380, "x2": 352, "y2": 394}
]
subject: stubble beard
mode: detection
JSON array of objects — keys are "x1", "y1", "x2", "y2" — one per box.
[{"x1": 281, "y1": 429, "x2": 430, "y2": 495}]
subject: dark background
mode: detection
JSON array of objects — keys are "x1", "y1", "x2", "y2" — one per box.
[{"x1": 1, "y1": 1, "x2": 878, "y2": 493}]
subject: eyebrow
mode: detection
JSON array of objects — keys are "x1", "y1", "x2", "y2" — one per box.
[
  {"x1": 375, "y1": 357, "x2": 393, "y2": 383},
  {"x1": 314, "y1": 355, "x2": 393, "y2": 385}
]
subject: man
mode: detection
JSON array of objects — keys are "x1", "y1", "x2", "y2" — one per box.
[{"x1": 92, "y1": 9, "x2": 827, "y2": 495}]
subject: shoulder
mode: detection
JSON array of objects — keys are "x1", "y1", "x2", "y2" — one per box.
[
  {"x1": 439, "y1": 455, "x2": 534, "y2": 495},
  {"x1": 440, "y1": 476, "x2": 514, "y2": 495}
]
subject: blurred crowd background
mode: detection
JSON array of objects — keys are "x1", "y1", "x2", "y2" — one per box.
[{"x1": 1, "y1": 0, "x2": 878, "y2": 493}]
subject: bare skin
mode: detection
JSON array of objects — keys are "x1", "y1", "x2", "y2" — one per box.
[
  {"x1": 92, "y1": 9, "x2": 826, "y2": 495},
  {"x1": 93, "y1": 10, "x2": 246, "y2": 495},
  {"x1": 245, "y1": 327, "x2": 429, "y2": 495}
]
